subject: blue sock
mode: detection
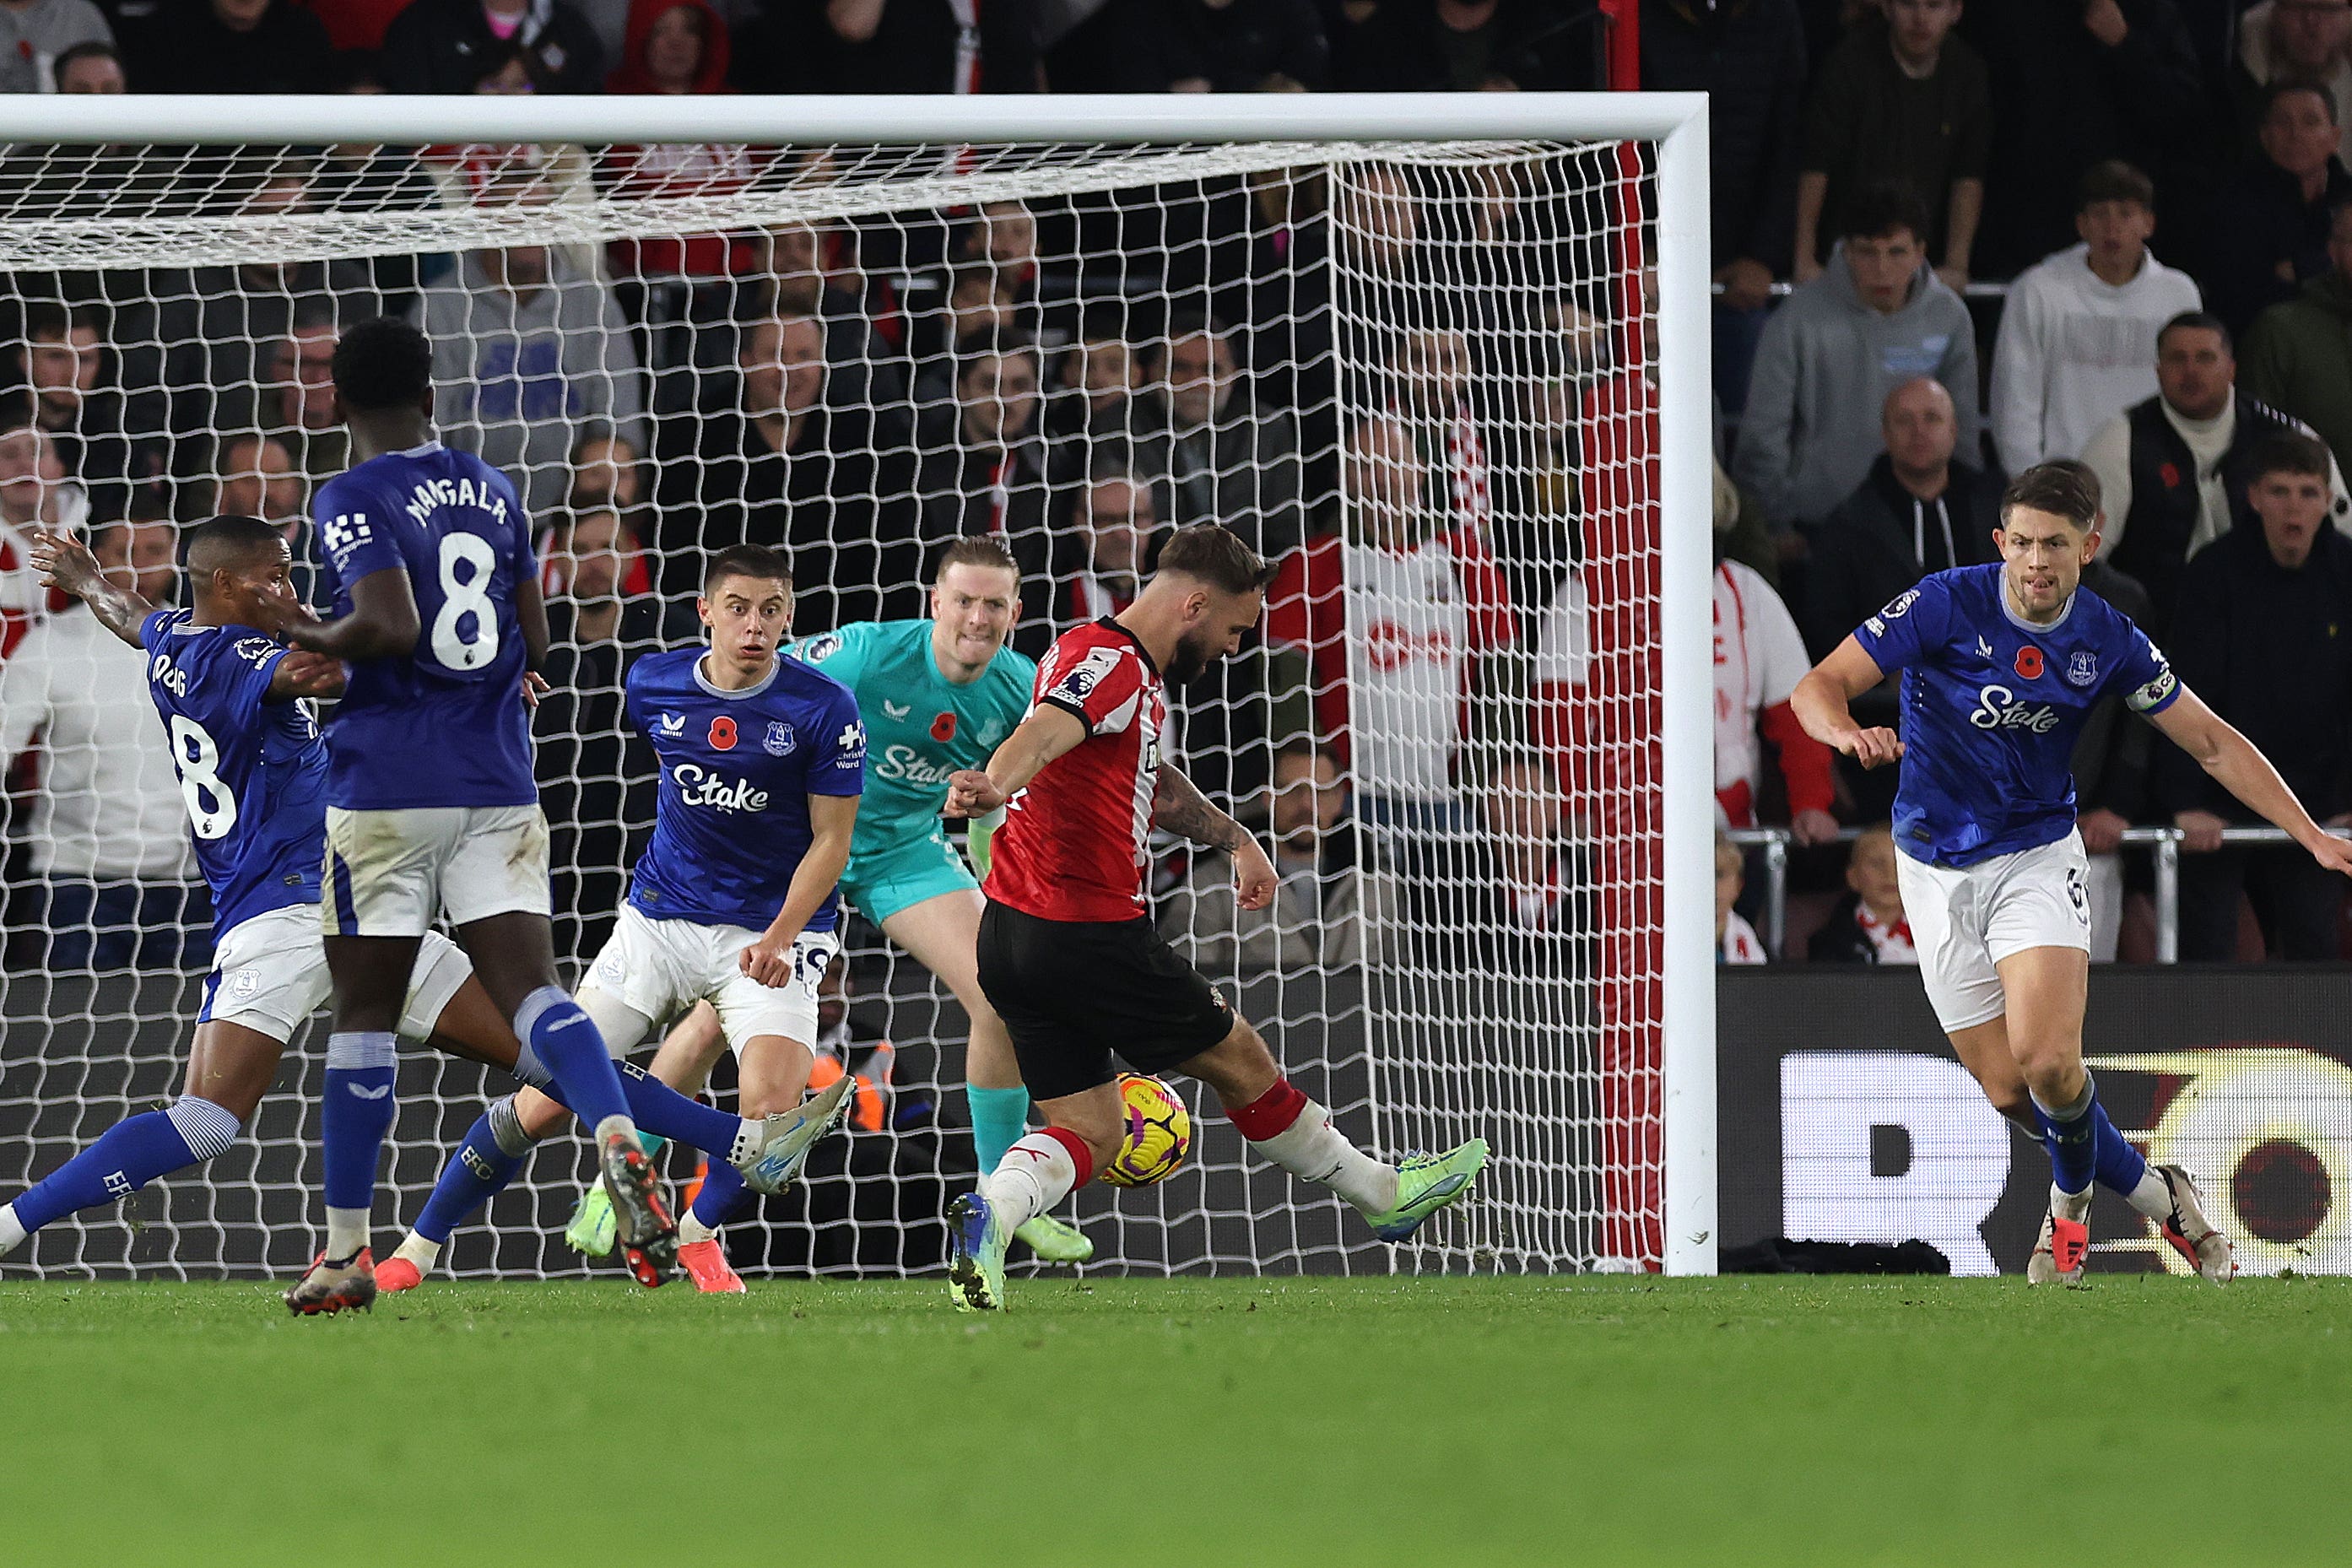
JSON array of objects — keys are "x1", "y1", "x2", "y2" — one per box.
[
  {"x1": 968, "y1": 1084, "x2": 1030, "y2": 1176},
  {"x1": 2090, "y1": 1100, "x2": 2149, "y2": 1196},
  {"x1": 513, "y1": 987, "x2": 630, "y2": 1130},
  {"x1": 689, "y1": 1159, "x2": 751, "y2": 1231},
  {"x1": 2035, "y1": 1078, "x2": 2100, "y2": 1197},
  {"x1": 322, "y1": 1031, "x2": 397, "y2": 1212},
  {"x1": 2031, "y1": 1087, "x2": 2144, "y2": 1198},
  {"x1": 12, "y1": 1097, "x2": 239, "y2": 1234},
  {"x1": 414, "y1": 1108, "x2": 525, "y2": 1246},
  {"x1": 532, "y1": 1062, "x2": 716, "y2": 1158},
  {"x1": 614, "y1": 1063, "x2": 716, "y2": 1157}
]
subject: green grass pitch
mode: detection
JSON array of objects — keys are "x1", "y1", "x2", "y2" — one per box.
[{"x1": 5, "y1": 1273, "x2": 2346, "y2": 1566}]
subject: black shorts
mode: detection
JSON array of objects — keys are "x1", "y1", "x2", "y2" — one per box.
[{"x1": 975, "y1": 900, "x2": 1236, "y2": 1102}]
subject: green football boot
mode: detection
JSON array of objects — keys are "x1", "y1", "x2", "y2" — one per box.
[
  {"x1": 1365, "y1": 1139, "x2": 1490, "y2": 1242},
  {"x1": 564, "y1": 1181, "x2": 618, "y2": 1258},
  {"x1": 1014, "y1": 1214, "x2": 1095, "y2": 1264},
  {"x1": 945, "y1": 1191, "x2": 1012, "y2": 1312}
]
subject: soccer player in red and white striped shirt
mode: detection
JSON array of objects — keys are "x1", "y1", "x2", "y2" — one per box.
[{"x1": 940, "y1": 523, "x2": 1488, "y2": 1311}]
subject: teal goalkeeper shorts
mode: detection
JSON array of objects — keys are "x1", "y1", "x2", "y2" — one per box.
[{"x1": 839, "y1": 827, "x2": 978, "y2": 926}]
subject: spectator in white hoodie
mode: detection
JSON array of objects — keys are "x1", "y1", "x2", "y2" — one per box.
[
  {"x1": 1989, "y1": 160, "x2": 2202, "y2": 475},
  {"x1": 0, "y1": 513, "x2": 204, "y2": 971},
  {"x1": 0, "y1": 417, "x2": 78, "y2": 657},
  {"x1": 1734, "y1": 179, "x2": 1982, "y2": 535}
]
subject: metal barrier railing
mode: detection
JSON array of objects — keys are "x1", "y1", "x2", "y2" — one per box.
[
  {"x1": 1712, "y1": 278, "x2": 2014, "y2": 302},
  {"x1": 1723, "y1": 824, "x2": 2347, "y2": 964}
]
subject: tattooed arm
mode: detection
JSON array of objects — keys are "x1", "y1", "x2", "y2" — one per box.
[
  {"x1": 1154, "y1": 765, "x2": 1279, "y2": 911},
  {"x1": 1153, "y1": 765, "x2": 1245, "y2": 849}
]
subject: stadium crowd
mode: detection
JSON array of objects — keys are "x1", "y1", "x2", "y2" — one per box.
[
  {"x1": 0, "y1": 0, "x2": 2345, "y2": 975},
  {"x1": 1687, "y1": 0, "x2": 2352, "y2": 965}
]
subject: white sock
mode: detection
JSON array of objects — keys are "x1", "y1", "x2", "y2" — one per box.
[
  {"x1": 0, "y1": 1202, "x2": 24, "y2": 1256},
  {"x1": 679, "y1": 1212, "x2": 718, "y2": 1246},
  {"x1": 980, "y1": 1133, "x2": 1079, "y2": 1232},
  {"x1": 325, "y1": 1206, "x2": 370, "y2": 1262},
  {"x1": 727, "y1": 1117, "x2": 762, "y2": 1167},
  {"x1": 2050, "y1": 1182, "x2": 2092, "y2": 1225},
  {"x1": 1247, "y1": 1100, "x2": 1399, "y2": 1214},
  {"x1": 2122, "y1": 1165, "x2": 2174, "y2": 1220},
  {"x1": 392, "y1": 1233, "x2": 441, "y2": 1275},
  {"x1": 593, "y1": 1114, "x2": 640, "y2": 1147}
]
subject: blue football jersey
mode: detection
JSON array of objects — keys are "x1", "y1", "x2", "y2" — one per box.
[
  {"x1": 311, "y1": 441, "x2": 536, "y2": 810},
  {"x1": 624, "y1": 648, "x2": 866, "y2": 932},
  {"x1": 139, "y1": 608, "x2": 327, "y2": 934},
  {"x1": 1852, "y1": 565, "x2": 2181, "y2": 868}
]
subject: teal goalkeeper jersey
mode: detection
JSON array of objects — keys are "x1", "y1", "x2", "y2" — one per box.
[{"x1": 789, "y1": 619, "x2": 1036, "y2": 861}]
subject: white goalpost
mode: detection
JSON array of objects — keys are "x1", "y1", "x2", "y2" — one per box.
[{"x1": 0, "y1": 93, "x2": 1715, "y2": 1279}]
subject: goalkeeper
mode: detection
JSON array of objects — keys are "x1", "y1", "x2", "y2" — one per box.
[{"x1": 559, "y1": 537, "x2": 1095, "y2": 1266}]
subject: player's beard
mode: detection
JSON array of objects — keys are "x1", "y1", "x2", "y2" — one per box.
[{"x1": 1165, "y1": 630, "x2": 1216, "y2": 684}]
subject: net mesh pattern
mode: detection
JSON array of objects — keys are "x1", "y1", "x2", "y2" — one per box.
[{"x1": 0, "y1": 131, "x2": 1663, "y2": 1279}]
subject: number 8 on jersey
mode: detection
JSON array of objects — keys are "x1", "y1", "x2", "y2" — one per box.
[{"x1": 311, "y1": 450, "x2": 536, "y2": 810}]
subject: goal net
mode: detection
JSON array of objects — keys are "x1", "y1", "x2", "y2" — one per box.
[{"x1": 0, "y1": 97, "x2": 1712, "y2": 1280}]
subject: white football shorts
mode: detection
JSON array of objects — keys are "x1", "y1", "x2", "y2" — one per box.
[
  {"x1": 199, "y1": 901, "x2": 473, "y2": 1045},
  {"x1": 1895, "y1": 830, "x2": 2092, "y2": 1034},
  {"x1": 581, "y1": 903, "x2": 840, "y2": 1052},
  {"x1": 321, "y1": 803, "x2": 552, "y2": 938}
]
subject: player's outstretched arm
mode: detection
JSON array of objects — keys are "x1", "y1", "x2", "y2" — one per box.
[
  {"x1": 282, "y1": 567, "x2": 421, "y2": 662},
  {"x1": 739, "y1": 792, "x2": 860, "y2": 987},
  {"x1": 1154, "y1": 765, "x2": 1278, "y2": 911},
  {"x1": 243, "y1": 568, "x2": 347, "y2": 696},
  {"x1": 945, "y1": 704, "x2": 1087, "y2": 817},
  {"x1": 268, "y1": 652, "x2": 347, "y2": 703},
  {"x1": 1791, "y1": 637, "x2": 1905, "y2": 770},
  {"x1": 26, "y1": 528, "x2": 153, "y2": 648},
  {"x1": 2148, "y1": 689, "x2": 2352, "y2": 878}
]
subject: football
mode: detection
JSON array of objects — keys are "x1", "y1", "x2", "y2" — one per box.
[{"x1": 1101, "y1": 1072, "x2": 1192, "y2": 1187}]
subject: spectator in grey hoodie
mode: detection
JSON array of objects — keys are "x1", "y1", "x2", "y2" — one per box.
[
  {"x1": 415, "y1": 172, "x2": 647, "y2": 520},
  {"x1": 1734, "y1": 180, "x2": 1982, "y2": 534}
]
